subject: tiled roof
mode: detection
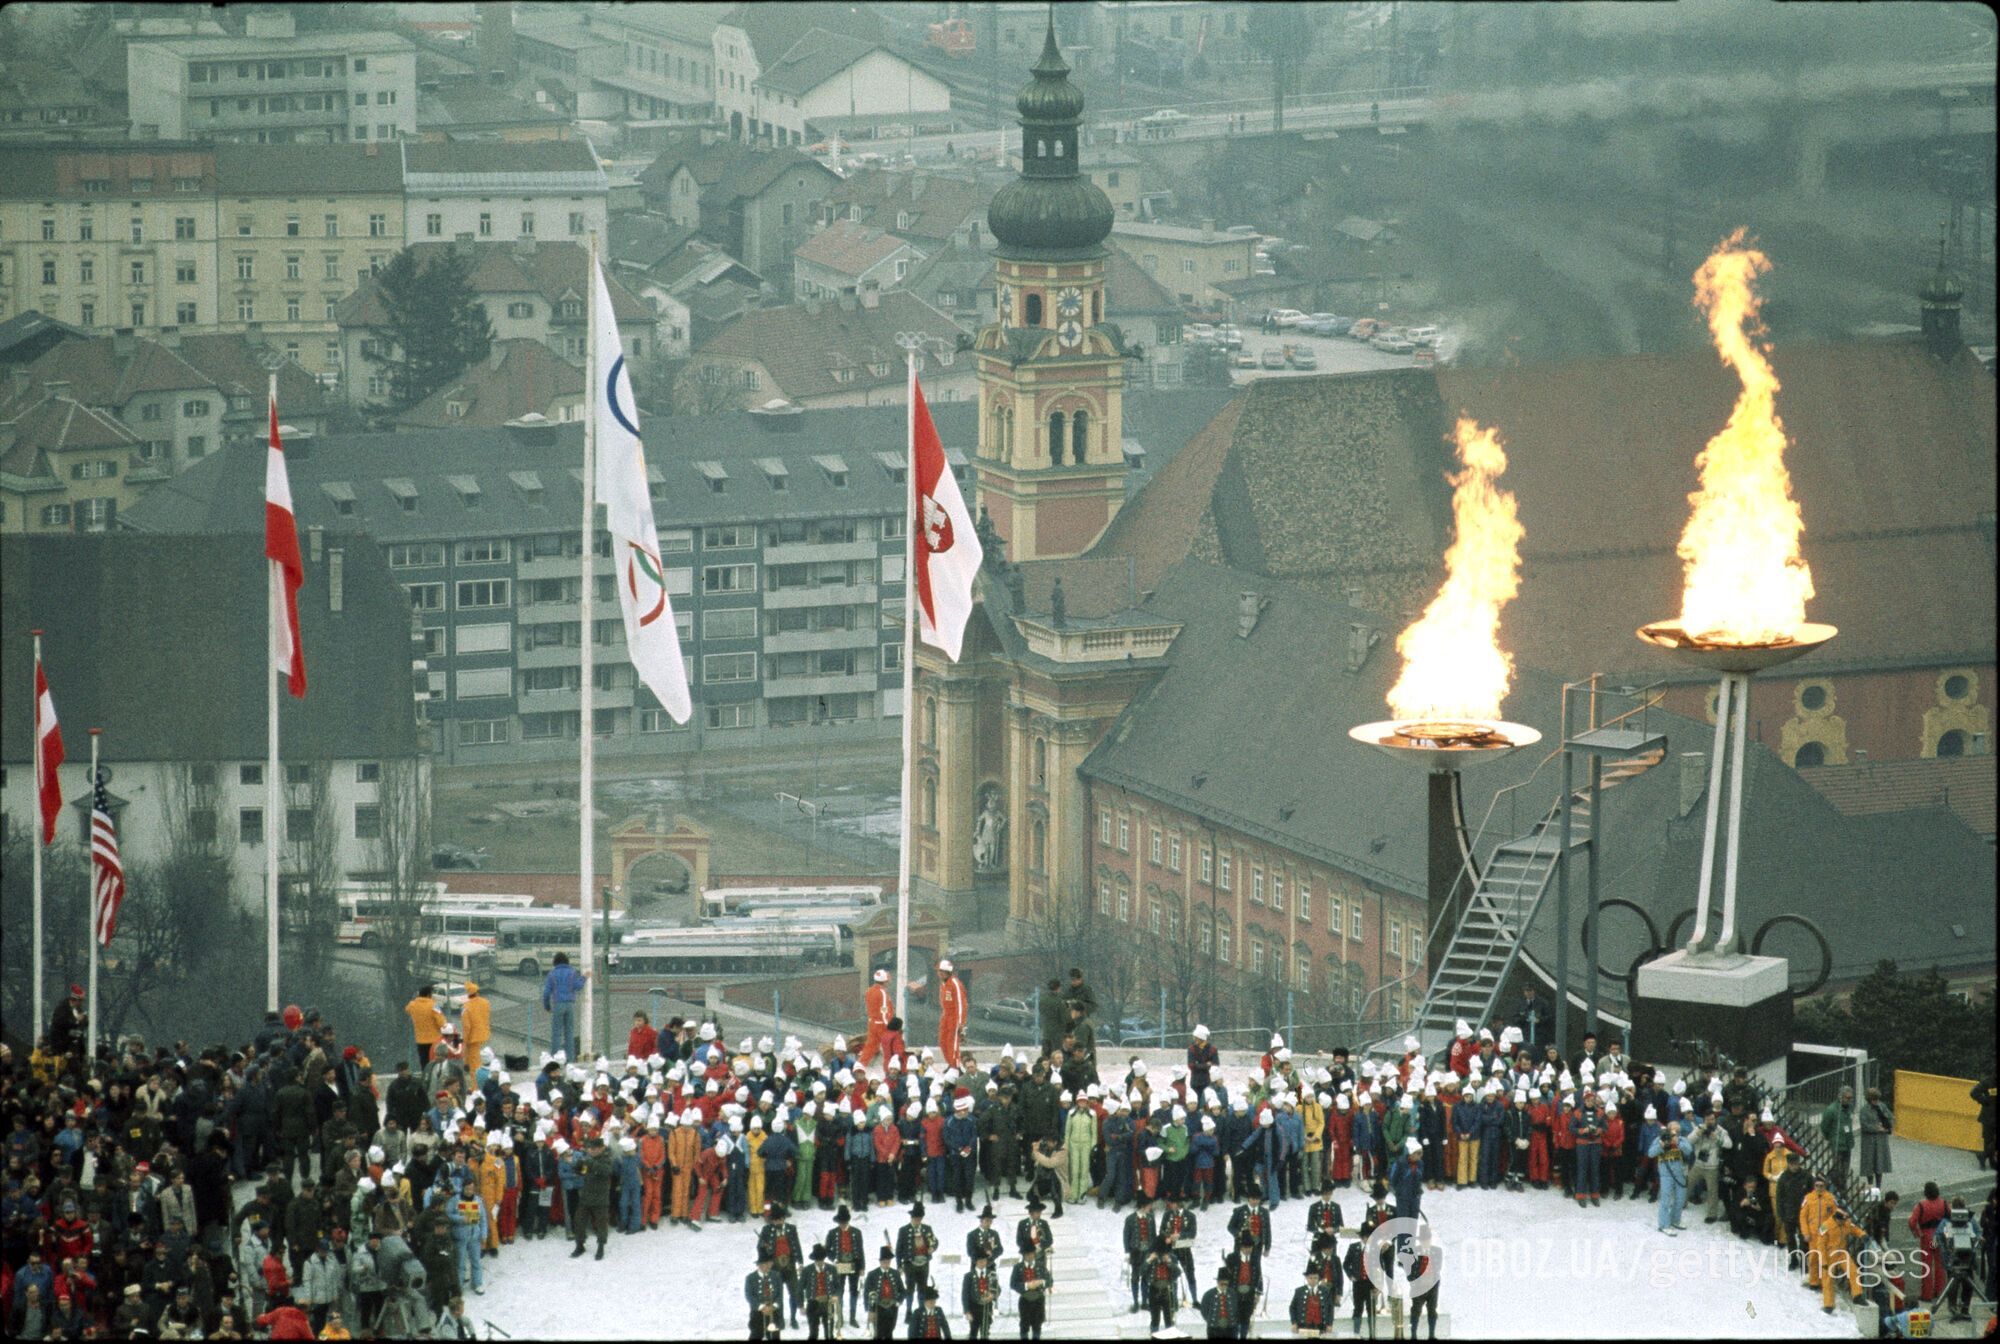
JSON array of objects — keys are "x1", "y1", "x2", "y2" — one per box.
[
  {"x1": 1104, "y1": 246, "x2": 1179, "y2": 315},
  {"x1": 1799, "y1": 756, "x2": 1998, "y2": 838},
  {"x1": 416, "y1": 81, "x2": 569, "y2": 132},
  {"x1": 826, "y1": 169, "x2": 990, "y2": 247},
  {"x1": 134, "y1": 29, "x2": 411, "y2": 57},
  {"x1": 0, "y1": 143, "x2": 217, "y2": 200},
  {"x1": 0, "y1": 391, "x2": 137, "y2": 453},
  {"x1": 211, "y1": 142, "x2": 403, "y2": 196},
  {"x1": 1114, "y1": 221, "x2": 1250, "y2": 246},
  {"x1": 756, "y1": 30, "x2": 879, "y2": 98},
  {"x1": 638, "y1": 137, "x2": 835, "y2": 205},
  {"x1": 723, "y1": 2, "x2": 882, "y2": 69},
  {"x1": 335, "y1": 241, "x2": 652, "y2": 327},
  {"x1": 794, "y1": 219, "x2": 911, "y2": 278},
  {"x1": 0, "y1": 533, "x2": 420, "y2": 765},
  {"x1": 403, "y1": 139, "x2": 601, "y2": 176},
  {"x1": 0, "y1": 312, "x2": 90, "y2": 362},
  {"x1": 169, "y1": 335, "x2": 330, "y2": 413},
  {"x1": 1, "y1": 338, "x2": 209, "y2": 415},
  {"x1": 609, "y1": 213, "x2": 700, "y2": 273},
  {"x1": 691, "y1": 291, "x2": 960, "y2": 403},
  {"x1": 393, "y1": 340, "x2": 582, "y2": 430}
]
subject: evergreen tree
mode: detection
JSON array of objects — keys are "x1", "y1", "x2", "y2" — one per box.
[
  {"x1": 364, "y1": 246, "x2": 494, "y2": 413},
  {"x1": 1795, "y1": 959, "x2": 1996, "y2": 1097}
]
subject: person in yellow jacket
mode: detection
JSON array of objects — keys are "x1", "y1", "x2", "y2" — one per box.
[
  {"x1": 747, "y1": 1117, "x2": 769, "y2": 1218},
  {"x1": 479, "y1": 1137, "x2": 507, "y2": 1253},
  {"x1": 1763, "y1": 1144, "x2": 1793, "y2": 1247},
  {"x1": 1301, "y1": 1091, "x2": 1327, "y2": 1193},
  {"x1": 317, "y1": 1308, "x2": 354, "y2": 1339},
  {"x1": 667, "y1": 1113, "x2": 699, "y2": 1225},
  {"x1": 460, "y1": 982, "x2": 492, "y2": 1064},
  {"x1": 404, "y1": 986, "x2": 446, "y2": 1071}
]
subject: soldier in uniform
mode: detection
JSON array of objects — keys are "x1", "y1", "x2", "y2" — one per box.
[
  {"x1": 895, "y1": 1203, "x2": 938, "y2": 1315},
  {"x1": 1016, "y1": 1195, "x2": 1053, "y2": 1258},
  {"x1": 745, "y1": 1249, "x2": 785, "y2": 1341},
  {"x1": 1289, "y1": 1261, "x2": 1339, "y2": 1337},
  {"x1": 961, "y1": 1245, "x2": 1001, "y2": 1340},
  {"x1": 964, "y1": 1205, "x2": 1002, "y2": 1270},
  {"x1": 1305, "y1": 1185, "x2": 1344, "y2": 1243},
  {"x1": 1199, "y1": 1264, "x2": 1240, "y2": 1339},
  {"x1": 907, "y1": 1281, "x2": 952, "y2": 1339},
  {"x1": 1011, "y1": 1242, "x2": 1052, "y2": 1341},
  {"x1": 801, "y1": 1244, "x2": 841, "y2": 1342},
  {"x1": 822, "y1": 1206, "x2": 864, "y2": 1327},
  {"x1": 1141, "y1": 1233, "x2": 1183, "y2": 1332},
  {"x1": 1221, "y1": 1233, "x2": 1263, "y2": 1336},
  {"x1": 860, "y1": 1245, "x2": 903, "y2": 1340},
  {"x1": 1161, "y1": 1191, "x2": 1199, "y2": 1298},
  {"x1": 1122, "y1": 1194, "x2": 1157, "y2": 1312},
  {"x1": 757, "y1": 1203, "x2": 804, "y2": 1331}
]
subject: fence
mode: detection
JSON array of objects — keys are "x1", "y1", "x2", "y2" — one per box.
[
  {"x1": 1785, "y1": 1057, "x2": 1880, "y2": 1113},
  {"x1": 1893, "y1": 1069, "x2": 1985, "y2": 1152}
]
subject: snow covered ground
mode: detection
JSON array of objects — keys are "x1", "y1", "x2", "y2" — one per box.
[{"x1": 470, "y1": 1180, "x2": 1863, "y2": 1339}]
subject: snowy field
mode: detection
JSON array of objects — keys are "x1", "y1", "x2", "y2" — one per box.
[{"x1": 471, "y1": 1179, "x2": 1863, "y2": 1340}]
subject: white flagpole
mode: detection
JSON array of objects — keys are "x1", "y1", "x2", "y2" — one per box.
[
  {"x1": 894, "y1": 339, "x2": 920, "y2": 1024},
  {"x1": 266, "y1": 371, "x2": 282, "y2": 1014},
  {"x1": 87, "y1": 728, "x2": 100, "y2": 1062},
  {"x1": 579, "y1": 231, "x2": 598, "y2": 1060},
  {"x1": 31, "y1": 629, "x2": 46, "y2": 1044}
]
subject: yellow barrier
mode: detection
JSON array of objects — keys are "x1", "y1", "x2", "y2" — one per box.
[{"x1": 1893, "y1": 1069, "x2": 1984, "y2": 1152}]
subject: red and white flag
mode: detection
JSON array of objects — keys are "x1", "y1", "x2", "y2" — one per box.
[
  {"x1": 265, "y1": 392, "x2": 307, "y2": 698},
  {"x1": 90, "y1": 772, "x2": 124, "y2": 946},
  {"x1": 35, "y1": 655, "x2": 64, "y2": 844},
  {"x1": 911, "y1": 376, "x2": 981, "y2": 661}
]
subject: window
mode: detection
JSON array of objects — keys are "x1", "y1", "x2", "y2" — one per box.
[
  {"x1": 456, "y1": 667, "x2": 511, "y2": 699},
  {"x1": 457, "y1": 539, "x2": 510, "y2": 564},
  {"x1": 1098, "y1": 882, "x2": 1112, "y2": 917},
  {"x1": 1217, "y1": 925, "x2": 1231, "y2": 963},
  {"x1": 41, "y1": 260, "x2": 57, "y2": 286},
  {"x1": 354, "y1": 58, "x2": 367, "y2": 72},
  {"x1": 387, "y1": 542, "x2": 444, "y2": 567},
  {"x1": 1251, "y1": 868, "x2": 1264, "y2": 905},
  {"x1": 405, "y1": 582, "x2": 445, "y2": 611},
  {"x1": 478, "y1": 212, "x2": 493, "y2": 237},
  {"x1": 130, "y1": 218, "x2": 143, "y2": 243},
  {"x1": 1350, "y1": 904, "x2": 1363, "y2": 940},
  {"x1": 80, "y1": 303, "x2": 95, "y2": 327},
  {"x1": 1117, "y1": 816, "x2": 1130, "y2": 852},
  {"x1": 704, "y1": 607, "x2": 757, "y2": 640},
  {"x1": 240, "y1": 763, "x2": 263, "y2": 786},
  {"x1": 323, "y1": 254, "x2": 342, "y2": 282},
  {"x1": 77, "y1": 218, "x2": 92, "y2": 242},
  {"x1": 41, "y1": 217, "x2": 54, "y2": 240},
  {"x1": 181, "y1": 399, "x2": 210, "y2": 418},
  {"x1": 1271, "y1": 873, "x2": 1284, "y2": 912},
  {"x1": 175, "y1": 216, "x2": 196, "y2": 240},
  {"x1": 186, "y1": 436, "x2": 206, "y2": 458},
  {"x1": 1218, "y1": 853, "x2": 1232, "y2": 890},
  {"x1": 1409, "y1": 921, "x2": 1424, "y2": 966},
  {"x1": 239, "y1": 807, "x2": 264, "y2": 846},
  {"x1": 286, "y1": 297, "x2": 301, "y2": 322},
  {"x1": 1252, "y1": 940, "x2": 1265, "y2": 974},
  {"x1": 368, "y1": 213, "x2": 386, "y2": 238},
  {"x1": 1100, "y1": 812, "x2": 1113, "y2": 845},
  {"x1": 1389, "y1": 918, "x2": 1402, "y2": 961},
  {"x1": 237, "y1": 297, "x2": 255, "y2": 321},
  {"x1": 1115, "y1": 887, "x2": 1129, "y2": 922},
  {"x1": 703, "y1": 652, "x2": 756, "y2": 683},
  {"x1": 707, "y1": 703, "x2": 753, "y2": 730},
  {"x1": 1200, "y1": 847, "x2": 1213, "y2": 883},
  {"x1": 130, "y1": 260, "x2": 147, "y2": 285},
  {"x1": 176, "y1": 260, "x2": 197, "y2": 284},
  {"x1": 70, "y1": 460, "x2": 117, "y2": 480},
  {"x1": 1298, "y1": 882, "x2": 1311, "y2": 922},
  {"x1": 1168, "y1": 834, "x2": 1182, "y2": 872},
  {"x1": 1149, "y1": 828, "x2": 1162, "y2": 864},
  {"x1": 285, "y1": 254, "x2": 301, "y2": 280},
  {"x1": 1149, "y1": 898, "x2": 1162, "y2": 936},
  {"x1": 40, "y1": 504, "x2": 71, "y2": 527},
  {"x1": 570, "y1": 211, "x2": 586, "y2": 235},
  {"x1": 237, "y1": 255, "x2": 254, "y2": 280},
  {"x1": 520, "y1": 212, "x2": 535, "y2": 236},
  {"x1": 130, "y1": 303, "x2": 146, "y2": 327},
  {"x1": 455, "y1": 579, "x2": 511, "y2": 609},
  {"x1": 324, "y1": 214, "x2": 339, "y2": 237},
  {"x1": 703, "y1": 564, "x2": 756, "y2": 593},
  {"x1": 1198, "y1": 920, "x2": 1212, "y2": 955}
]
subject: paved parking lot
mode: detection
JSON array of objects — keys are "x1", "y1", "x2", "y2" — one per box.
[{"x1": 1223, "y1": 328, "x2": 1426, "y2": 381}]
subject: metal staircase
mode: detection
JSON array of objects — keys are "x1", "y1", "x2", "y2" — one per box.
[{"x1": 1410, "y1": 745, "x2": 1663, "y2": 1049}]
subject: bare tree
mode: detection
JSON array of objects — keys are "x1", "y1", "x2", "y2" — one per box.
[
  {"x1": 288, "y1": 761, "x2": 342, "y2": 983},
  {"x1": 1152, "y1": 898, "x2": 1207, "y2": 1037},
  {"x1": 368, "y1": 755, "x2": 433, "y2": 1014},
  {"x1": 0, "y1": 826, "x2": 87, "y2": 1041}
]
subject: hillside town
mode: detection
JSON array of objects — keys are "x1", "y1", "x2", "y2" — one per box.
[{"x1": 0, "y1": 3, "x2": 1994, "y2": 1340}]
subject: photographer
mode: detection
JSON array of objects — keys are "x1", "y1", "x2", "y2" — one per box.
[{"x1": 1648, "y1": 1121, "x2": 1689, "y2": 1234}]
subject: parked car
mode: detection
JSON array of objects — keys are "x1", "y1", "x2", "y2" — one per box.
[
  {"x1": 980, "y1": 997, "x2": 1037, "y2": 1028},
  {"x1": 1269, "y1": 309, "x2": 1309, "y2": 328},
  {"x1": 1288, "y1": 347, "x2": 1319, "y2": 370},
  {"x1": 1259, "y1": 347, "x2": 1287, "y2": 369},
  {"x1": 1405, "y1": 324, "x2": 1441, "y2": 347},
  {"x1": 1232, "y1": 350, "x2": 1259, "y2": 369},
  {"x1": 1217, "y1": 323, "x2": 1244, "y2": 349},
  {"x1": 1141, "y1": 108, "x2": 1189, "y2": 126},
  {"x1": 1372, "y1": 333, "x2": 1415, "y2": 354},
  {"x1": 1349, "y1": 317, "x2": 1382, "y2": 341},
  {"x1": 1184, "y1": 322, "x2": 1218, "y2": 343}
]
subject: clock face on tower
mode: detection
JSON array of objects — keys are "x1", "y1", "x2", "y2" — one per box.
[
  {"x1": 1056, "y1": 286, "x2": 1084, "y2": 320},
  {"x1": 1057, "y1": 319, "x2": 1083, "y2": 348},
  {"x1": 997, "y1": 283, "x2": 1013, "y2": 324}
]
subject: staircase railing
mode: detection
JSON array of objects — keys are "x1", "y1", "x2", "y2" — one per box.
[{"x1": 1700, "y1": 1043, "x2": 1875, "y2": 1221}]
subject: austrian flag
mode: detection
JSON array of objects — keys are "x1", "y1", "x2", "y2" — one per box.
[
  {"x1": 35, "y1": 655, "x2": 64, "y2": 844},
  {"x1": 910, "y1": 377, "x2": 982, "y2": 661},
  {"x1": 265, "y1": 395, "x2": 307, "y2": 698}
]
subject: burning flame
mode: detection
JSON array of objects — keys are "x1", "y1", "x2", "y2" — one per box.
[
  {"x1": 1387, "y1": 417, "x2": 1524, "y2": 723},
  {"x1": 1675, "y1": 230, "x2": 1814, "y2": 645}
]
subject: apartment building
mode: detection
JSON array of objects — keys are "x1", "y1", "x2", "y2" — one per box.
[
  {"x1": 1111, "y1": 220, "x2": 1259, "y2": 309},
  {"x1": 127, "y1": 11, "x2": 417, "y2": 145},
  {"x1": 399, "y1": 139, "x2": 608, "y2": 248},
  {"x1": 551, "y1": 3, "x2": 723, "y2": 123},
  {"x1": 0, "y1": 142, "x2": 219, "y2": 336}
]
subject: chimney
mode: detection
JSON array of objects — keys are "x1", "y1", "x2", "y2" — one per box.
[
  {"x1": 1236, "y1": 592, "x2": 1266, "y2": 639},
  {"x1": 1344, "y1": 621, "x2": 1381, "y2": 672},
  {"x1": 41, "y1": 379, "x2": 72, "y2": 402},
  {"x1": 859, "y1": 287, "x2": 880, "y2": 310},
  {"x1": 112, "y1": 328, "x2": 136, "y2": 358},
  {"x1": 1678, "y1": 751, "x2": 1707, "y2": 817},
  {"x1": 307, "y1": 524, "x2": 324, "y2": 563},
  {"x1": 1973, "y1": 732, "x2": 1990, "y2": 756},
  {"x1": 477, "y1": 0, "x2": 517, "y2": 82},
  {"x1": 327, "y1": 547, "x2": 345, "y2": 613}
]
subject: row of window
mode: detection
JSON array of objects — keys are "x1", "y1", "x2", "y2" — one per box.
[
  {"x1": 424, "y1": 210, "x2": 588, "y2": 238},
  {"x1": 181, "y1": 761, "x2": 380, "y2": 787},
  {"x1": 189, "y1": 802, "x2": 381, "y2": 846},
  {"x1": 509, "y1": 703, "x2": 752, "y2": 740}
]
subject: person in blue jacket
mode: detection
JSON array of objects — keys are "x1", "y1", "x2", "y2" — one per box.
[
  {"x1": 615, "y1": 1137, "x2": 643, "y2": 1234},
  {"x1": 1477, "y1": 1092, "x2": 1508, "y2": 1188},
  {"x1": 1353, "y1": 1098, "x2": 1384, "y2": 1189},
  {"x1": 1190, "y1": 1116, "x2": 1220, "y2": 1211},
  {"x1": 943, "y1": 1097, "x2": 980, "y2": 1213},
  {"x1": 724, "y1": 1127, "x2": 750, "y2": 1222},
  {"x1": 541, "y1": 953, "x2": 585, "y2": 1060},
  {"x1": 1389, "y1": 1137, "x2": 1425, "y2": 1222},
  {"x1": 1238, "y1": 1110, "x2": 1281, "y2": 1209},
  {"x1": 1101, "y1": 1106, "x2": 1135, "y2": 1210},
  {"x1": 1418, "y1": 1092, "x2": 1448, "y2": 1190},
  {"x1": 1276, "y1": 1104, "x2": 1306, "y2": 1203}
]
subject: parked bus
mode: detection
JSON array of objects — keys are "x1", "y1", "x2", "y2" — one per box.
[
  {"x1": 700, "y1": 884, "x2": 885, "y2": 919},
  {"x1": 490, "y1": 913, "x2": 656, "y2": 978},
  {"x1": 411, "y1": 934, "x2": 500, "y2": 988},
  {"x1": 616, "y1": 921, "x2": 851, "y2": 974},
  {"x1": 335, "y1": 886, "x2": 534, "y2": 946}
]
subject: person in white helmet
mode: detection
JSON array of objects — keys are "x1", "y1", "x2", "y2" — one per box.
[{"x1": 857, "y1": 968, "x2": 894, "y2": 1068}]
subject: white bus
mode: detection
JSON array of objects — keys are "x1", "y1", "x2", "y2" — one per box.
[
  {"x1": 336, "y1": 888, "x2": 535, "y2": 946},
  {"x1": 488, "y1": 912, "x2": 651, "y2": 977},
  {"x1": 699, "y1": 884, "x2": 885, "y2": 920},
  {"x1": 412, "y1": 934, "x2": 500, "y2": 987},
  {"x1": 612, "y1": 923, "x2": 851, "y2": 977}
]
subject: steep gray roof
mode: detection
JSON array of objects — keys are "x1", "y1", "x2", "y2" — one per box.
[{"x1": 0, "y1": 532, "x2": 420, "y2": 764}]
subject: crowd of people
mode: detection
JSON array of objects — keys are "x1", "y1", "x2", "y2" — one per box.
[{"x1": 4, "y1": 967, "x2": 1995, "y2": 1340}]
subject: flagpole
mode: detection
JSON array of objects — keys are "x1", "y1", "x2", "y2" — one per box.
[
  {"x1": 31, "y1": 630, "x2": 46, "y2": 1044},
  {"x1": 580, "y1": 230, "x2": 599, "y2": 1061},
  {"x1": 266, "y1": 372, "x2": 282, "y2": 1014},
  {"x1": 87, "y1": 728, "x2": 100, "y2": 1063},
  {"x1": 893, "y1": 335, "x2": 923, "y2": 1025}
]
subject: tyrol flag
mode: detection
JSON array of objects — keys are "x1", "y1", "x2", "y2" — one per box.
[
  {"x1": 90, "y1": 772, "x2": 124, "y2": 947},
  {"x1": 265, "y1": 395, "x2": 307, "y2": 698},
  {"x1": 591, "y1": 259, "x2": 691, "y2": 722},
  {"x1": 911, "y1": 377, "x2": 981, "y2": 661},
  {"x1": 35, "y1": 655, "x2": 64, "y2": 844}
]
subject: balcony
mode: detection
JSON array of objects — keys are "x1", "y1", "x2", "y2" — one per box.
[
  {"x1": 762, "y1": 626, "x2": 876, "y2": 656},
  {"x1": 763, "y1": 539, "x2": 876, "y2": 566},
  {"x1": 516, "y1": 598, "x2": 582, "y2": 623},
  {"x1": 762, "y1": 671, "x2": 878, "y2": 699},
  {"x1": 763, "y1": 581, "x2": 876, "y2": 610},
  {"x1": 516, "y1": 642, "x2": 584, "y2": 668},
  {"x1": 518, "y1": 552, "x2": 610, "y2": 580}
]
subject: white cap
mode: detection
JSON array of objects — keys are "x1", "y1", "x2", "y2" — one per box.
[
  {"x1": 1335, "y1": 1094, "x2": 1350, "y2": 1111},
  {"x1": 1203, "y1": 1089, "x2": 1220, "y2": 1108},
  {"x1": 953, "y1": 1095, "x2": 972, "y2": 1111},
  {"x1": 1059, "y1": 1090, "x2": 1073, "y2": 1105},
  {"x1": 1132, "y1": 1060, "x2": 1148, "y2": 1077},
  {"x1": 1258, "y1": 1109, "x2": 1274, "y2": 1127},
  {"x1": 1202, "y1": 1116, "x2": 1216, "y2": 1132},
  {"x1": 1193, "y1": 1025, "x2": 1210, "y2": 1040},
  {"x1": 873, "y1": 968, "x2": 889, "y2": 982},
  {"x1": 937, "y1": 958, "x2": 953, "y2": 972},
  {"x1": 1406, "y1": 1137, "x2": 1421, "y2": 1153},
  {"x1": 1454, "y1": 1020, "x2": 1472, "y2": 1039},
  {"x1": 551, "y1": 1138, "x2": 570, "y2": 1154},
  {"x1": 1478, "y1": 1028, "x2": 1494, "y2": 1042},
  {"x1": 1171, "y1": 1105, "x2": 1187, "y2": 1122},
  {"x1": 833, "y1": 1035, "x2": 847, "y2": 1052},
  {"x1": 750, "y1": 1114, "x2": 765, "y2": 1131},
  {"x1": 699, "y1": 1023, "x2": 716, "y2": 1041},
  {"x1": 1401, "y1": 1095, "x2": 1415, "y2": 1109},
  {"x1": 1760, "y1": 1107, "x2": 1775, "y2": 1123},
  {"x1": 367, "y1": 1145, "x2": 385, "y2": 1163},
  {"x1": 1087, "y1": 1084, "x2": 1103, "y2": 1099},
  {"x1": 1672, "y1": 1079, "x2": 1687, "y2": 1095},
  {"x1": 1643, "y1": 1105, "x2": 1658, "y2": 1120},
  {"x1": 619, "y1": 1137, "x2": 637, "y2": 1153},
  {"x1": 906, "y1": 1101, "x2": 921, "y2": 1119},
  {"x1": 1403, "y1": 1035, "x2": 1420, "y2": 1052},
  {"x1": 715, "y1": 1137, "x2": 733, "y2": 1156},
  {"x1": 1276, "y1": 1048, "x2": 1292, "y2": 1062},
  {"x1": 357, "y1": 1176, "x2": 376, "y2": 1192},
  {"x1": 1270, "y1": 1034, "x2": 1285, "y2": 1049},
  {"x1": 1145, "y1": 1145, "x2": 1164, "y2": 1162}
]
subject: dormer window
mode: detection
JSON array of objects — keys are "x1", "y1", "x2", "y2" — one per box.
[
  {"x1": 896, "y1": 211, "x2": 911, "y2": 230},
  {"x1": 1052, "y1": 139, "x2": 1064, "y2": 157},
  {"x1": 869, "y1": 360, "x2": 890, "y2": 378}
]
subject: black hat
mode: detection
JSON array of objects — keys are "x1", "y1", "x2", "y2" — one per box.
[
  {"x1": 810, "y1": 1245, "x2": 826, "y2": 1261},
  {"x1": 757, "y1": 1249, "x2": 774, "y2": 1265},
  {"x1": 909, "y1": 1202, "x2": 924, "y2": 1218},
  {"x1": 1153, "y1": 1234, "x2": 1171, "y2": 1253},
  {"x1": 834, "y1": 1206, "x2": 852, "y2": 1223},
  {"x1": 923, "y1": 1284, "x2": 940, "y2": 1301},
  {"x1": 1305, "y1": 1262, "x2": 1322, "y2": 1277},
  {"x1": 978, "y1": 1205, "x2": 995, "y2": 1220},
  {"x1": 1216, "y1": 1265, "x2": 1232, "y2": 1280},
  {"x1": 1026, "y1": 1195, "x2": 1046, "y2": 1211},
  {"x1": 879, "y1": 1246, "x2": 895, "y2": 1261}
]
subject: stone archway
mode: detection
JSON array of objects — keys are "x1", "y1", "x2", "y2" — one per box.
[
  {"x1": 609, "y1": 811, "x2": 711, "y2": 917},
  {"x1": 625, "y1": 851, "x2": 698, "y2": 925}
]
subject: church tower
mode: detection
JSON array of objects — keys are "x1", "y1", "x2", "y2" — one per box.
[{"x1": 974, "y1": 16, "x2": 1128, "y2": 563}]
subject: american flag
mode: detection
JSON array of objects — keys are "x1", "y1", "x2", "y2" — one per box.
[{"x1": 90, "y1": 773, "x2": 124, "y2": 947}]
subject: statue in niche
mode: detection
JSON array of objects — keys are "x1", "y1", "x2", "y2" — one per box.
[{"x1": 973, "y1": 785, "x2": 1008, "y2": 872}]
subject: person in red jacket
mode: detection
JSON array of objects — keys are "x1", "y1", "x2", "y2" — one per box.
[
  {"x1": 257, "y1": 1303, "x2": 316, "y2": 1339},
  {"x1": 1447, "y1": 1020, "x2": 1476, "y2": 1077},
  {"x1": 936, "y1": 959, "x2": 968, "y2": 1070},
  {"x1": 692, "y1": 1139, "x2": 727, "y2": 1224},
  {"x1": 1328, "y1": 1095, "x2": 1355, "y2": 1188},
  {"x1": 1527, "y1": 1094, "x2": 1554, "y2": 1189},
  {"x1": 857, "y1": 970, "x2": 893, "y2": 1067},
  {"x1": 262, "y1": 1249, "x2": 292, "y2": 1304},
  {"x1": 628, "y1": 1011, "x2": 659, "y2": 1062}
]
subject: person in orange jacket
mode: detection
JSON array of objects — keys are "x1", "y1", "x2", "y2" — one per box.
[
  {"x1": 478, "y1": 1139, "x2": 506, "y2": 1253},
  {"x1": 669, "y1": 1112, "x2": 701, "y2": 1226},
  {"x1": 857, "y1": 969, "x2": 893, "y2": 1067},
  {"x1": 692, "y1": 1137, "x2": 728, "y2": 1224},
  {"x1": 936, "y1": 958, "x2": 968, "y2": 1071},
  {"x1": 403, "y1": 986, "x2": 446, "y2": 1071},
  {"x1": 459, "y1": 983, "x2": 491, "y2": 1064},
  {"x1": 639, "y1": 1121, "x2": 667, "y2": 1229}
]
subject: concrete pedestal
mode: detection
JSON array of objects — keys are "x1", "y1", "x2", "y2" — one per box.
[{"x1": 1631, "y1": 949, "x2": 1793, "y2": 1077}]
